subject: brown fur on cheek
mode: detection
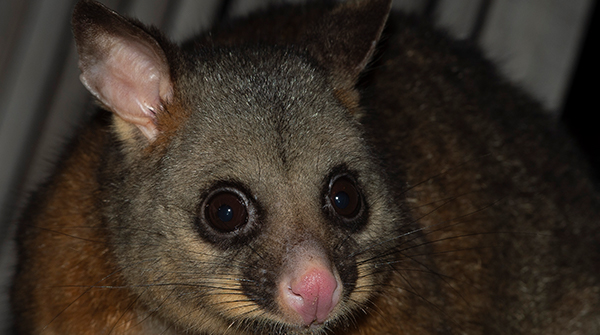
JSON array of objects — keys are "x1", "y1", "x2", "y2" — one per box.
[
  {"x1": 334, "y1": 88, "x2": 363, "y2": 118},
  {"x1": 154, "y1": 98, "x2": 191, "y2": 142},
  {"x1": 11, "y1": 122, "x2": 154, "y2": 335},
  {"x1": 112, "y1": 97, "x2": 190, "y2": 151}
]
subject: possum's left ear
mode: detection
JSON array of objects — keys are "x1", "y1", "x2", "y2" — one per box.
[
  {"x1": 72, "y1": 0, "x2": 175, "y2": 142},
  {"x1": 303, "y1": 0, "x2": 391, "y2": 92}
]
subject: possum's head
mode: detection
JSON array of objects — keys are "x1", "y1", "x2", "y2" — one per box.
[{"x1": 73, "y1": 0, "x2": 410, "y2": 333}]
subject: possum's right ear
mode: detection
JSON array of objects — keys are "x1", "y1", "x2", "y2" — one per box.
[
  {"x1": 72, "y1": 0, "x2": 175, "y2": 142},
  {"x1": 303, "y1": 0, "x2": 391, "y2": 90}
]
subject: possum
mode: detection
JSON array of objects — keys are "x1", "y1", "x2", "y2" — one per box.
[{"x1": 10, "y1": 0, "x2": 600, "y2": 334}]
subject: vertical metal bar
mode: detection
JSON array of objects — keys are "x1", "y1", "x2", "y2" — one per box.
[
  {"x1": 423, "y1": 0, "x2": 439, "y2": 19},
  {"x1": 216, "y1": 0, "x2": 236, "y2": 23},
  {"x1": 469, "y1": 0, "x2": 493, "y2": 43}
]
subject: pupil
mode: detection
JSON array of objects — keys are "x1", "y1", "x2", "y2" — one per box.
[
  {"x1": 217, "y1": 204, "x2": 233, "y2": 222},
  {"x1": 334, "y1": 191, "x2": 350, "y2": 209}
]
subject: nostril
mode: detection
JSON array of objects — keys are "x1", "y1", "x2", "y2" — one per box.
[{"x1": 282, "y1": 266, "x2": 340, "y2": 326}]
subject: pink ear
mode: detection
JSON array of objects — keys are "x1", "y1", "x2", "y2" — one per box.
[{"x1": 73, "y1": 0, "x2": 173, "y2": 141}]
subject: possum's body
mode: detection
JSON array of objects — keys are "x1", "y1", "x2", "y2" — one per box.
[{"x1": 11, "y1": 0, "x2": 600, "y2": 334}]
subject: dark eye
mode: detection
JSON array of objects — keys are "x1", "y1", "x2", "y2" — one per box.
[
  {"x1": 329, "y1": 176, "x2": 361, "y2": 219},
  {"x1": 205, "y1": 191, "x2": 248, "y2": 232}
]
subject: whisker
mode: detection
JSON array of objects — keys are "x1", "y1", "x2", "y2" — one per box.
[
  {"x1": 23, "y1": 224, "x2": 107, "y2": 244},
  {"x1": 134, "y1": 288, "x2": 177, "y2": 329},
  {"x1": 42, "y1": 258, "x2": 157, "y2": 331},
  {"x1": 107, "y1": 287, "x2": 148, "y2": 334}
]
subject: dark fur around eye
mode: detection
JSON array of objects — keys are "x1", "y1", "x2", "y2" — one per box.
[
  {"x1": 323, "y1": 167, "x2": 369, "y2": 232},
  {"x1": 194, "y1": 183, "x2": 261, "y2": 248}
]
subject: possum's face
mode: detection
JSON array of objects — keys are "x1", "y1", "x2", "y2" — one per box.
[
  {"x1": 112, "y1": 49, "x2": 406, "y2": 334},
  {"x1": 72, "y1": 0, "x2": 404, "y2": 333}
]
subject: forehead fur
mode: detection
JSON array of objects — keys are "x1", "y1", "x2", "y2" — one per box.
[{"x1": 168, "y1": 45, "x2": 370, "y2": 190}]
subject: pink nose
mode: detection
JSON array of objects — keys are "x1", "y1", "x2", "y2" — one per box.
[{"x1": 282, "y1": 266, "x2": 340, "y2": 325}]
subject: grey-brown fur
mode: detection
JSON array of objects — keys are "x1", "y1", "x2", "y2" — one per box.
[{"x1": 10, "y1": 0, "x2": 600, "y2": 334}]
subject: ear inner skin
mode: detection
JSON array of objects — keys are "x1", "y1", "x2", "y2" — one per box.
[{"x1": 72, "y1": 0, "x2": 174, "y2": 141}]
